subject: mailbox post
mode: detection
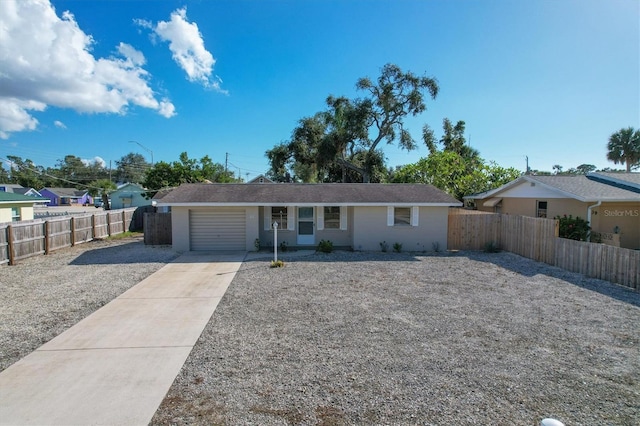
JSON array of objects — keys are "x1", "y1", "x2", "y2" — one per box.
[{"x1": 273, "y1": 221, "x2": 278, "y2": 263}]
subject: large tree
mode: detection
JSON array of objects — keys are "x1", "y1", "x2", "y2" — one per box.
[
  {"x1": 116, "y1": 152, "x2": 149, "y2": 183},
  {"x1": 5, "y1": 156, "x2": 46, "y2": 188},
  {"x1": 142, "y1": 152, "x2": 236, "y2": 196},
  {"x1": 266, "y1": 64, "x2": 439, "y2": 183},
  {"x1": 354, "y1": 64, "x2": 439, "y2": 182},
  {"x1": 392, "y1": 152, "x2": 520, "y2": 200},
  {"x1": 607, "y1": 127, "x2": 640, "y2": 172},
  {"x1": 423, "y1": 118, "x2": 480, "y2": 161}
]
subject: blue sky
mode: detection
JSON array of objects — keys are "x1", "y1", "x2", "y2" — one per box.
[{"x1": 1, "y1": 0, "x2": 638, "y2": 181}]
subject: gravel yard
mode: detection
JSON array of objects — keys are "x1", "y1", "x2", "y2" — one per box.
[
  {"x1": 0, "y1": 236, "x2": 178, "y2": 372},
  {"x1": 152, "y1": 251, "x2": 640, "y2": 426},
  {"x1": 2, "y1": 242, "x2": 639, "y2": 425}
]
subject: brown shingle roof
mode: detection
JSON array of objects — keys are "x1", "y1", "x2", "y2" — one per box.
[{"x1": 158, "y1": 183, "x2": 461, "y2": 205}]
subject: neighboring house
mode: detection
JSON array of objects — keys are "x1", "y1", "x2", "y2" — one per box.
[
  {"x1": 464, "y1": 172, "x2": 640, "y2": 250},
  {"x1": 157, "y1": 183, "x2": 461, "y2": 252},
  {"x1": 39, "y1": 188, "x2": 92, "y2": 206},
  {"x1": 0, "y1": 184, "x2": 43, "y2": 197},
  {"x1": 0, "y1": 192, "x2": 49, "y2": 223},
  {"x1": 247, "y1": 174, "x2": 274, "y2": 184},
  {"x1": 110, "y1": 183, "x2": 151, "y2": 209}
]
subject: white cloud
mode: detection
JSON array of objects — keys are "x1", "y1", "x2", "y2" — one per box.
[
  {"x1": 54, "y1": 120, "x2": 66, "y2": 129},
  {"x1": 0, "y1": 99, "x2": 44, "y2": 139},
  {"x1": 0, "y1": 0, "x2": 176, "y2": 138},
  {"x1": 82, "y1": 156, "x2": 106, "y2": 168},
  {"x1": 149, "y1": 7, "x2": 226, "y2": 93}
]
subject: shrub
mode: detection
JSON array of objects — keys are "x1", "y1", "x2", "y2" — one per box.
[
  {"x1": 279, "y1": 241, "x2": 288, "y2": 252},
  {"x1": 484, "y1": 241, "x2": 500, "y2": 253},
  {"x1": 270, "y1": 260, "x2": 285, "y2": 268},
  {"x1": 254, "y1": 238, "x2": 260, "y2": 250},
  {"x1": 380, "y1": 241, "x2": 389, "y2": 252},
  {"x1": 432, "y1": 241, "x2": 440, "y2": 252},
  {"x1": 555, "y1": 214, "x2": 590, "y2": 241},
  {"x1": 393, "y1": 242, "x2": 402, "y2": 253},
  {"x1": 317, "y1": 239, "x2": 333, "y2": 253}
]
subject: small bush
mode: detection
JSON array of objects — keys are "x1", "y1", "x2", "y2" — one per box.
[
  {"x1": 254, "y1": 238, "x2": 260, "y2": 250},
  {"x1": 279, "y1": 241, "x2": 288, "y2": 252},
  {"x1": 555, "y1": 214, "x2": 590, "y2": 241},
  {"x1": 380, "y1": 241, "x2": 389, "y2": 252},
  {"x1": 431, "y1": 241, "x2": 440, "y2": 252},
  {"x1": 393, "y1": 242, "x2": 402, "y2": 253},
  {"x1": 317, "y1": 239, "x2": 333, "y2": 253},
  {"x1": 484, "y1": 241, "x2": 500, "y2": 253},
  {"x1": 270, "y1": 260, "x2": 285, "y2": 268}
]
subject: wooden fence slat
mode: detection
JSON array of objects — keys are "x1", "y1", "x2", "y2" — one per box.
[
  {"x1": 0, "y1": 208, "x2": 136, "y2": 265},
  {"x1": 449, "y1": 211, "x2": 639, "y2": 291}
]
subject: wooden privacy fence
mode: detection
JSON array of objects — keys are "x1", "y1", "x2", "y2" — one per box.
[
  {"x1": 0, "y1": 208, "x2": 136, "y2": 266},
  {"x1": 143, "y1": 212, "x2": 172, "y2": 245},
  {"x1": 555, "y1": 239, "x2": 640, "y2": 290},
  {"x1": 448, "y1": 210, "x2": 639, "y2": 290},
  {"x1": 448, "y1": 212, "x2": 559, "y2": 263}
]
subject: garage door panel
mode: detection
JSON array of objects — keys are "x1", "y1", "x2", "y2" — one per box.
[{"x1": 190, "y1": 209, "x2": 246, "y2": 251}]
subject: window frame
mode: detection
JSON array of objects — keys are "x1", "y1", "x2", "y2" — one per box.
[{"x1": 537, "y1": 201, "x2": 548, "y2": 218}]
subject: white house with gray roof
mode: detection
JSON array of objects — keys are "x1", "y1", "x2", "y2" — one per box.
[
  {"x1": 464, "y1": 172, "x2": 640, "y2": 250},
  {"x1": 157, "y1": 183, "x2": 461, "y2": 252}
]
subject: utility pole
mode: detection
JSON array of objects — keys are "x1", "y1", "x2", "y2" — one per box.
[{"x1": 225, "y1": 152, "x2": 228, "y2": 174}]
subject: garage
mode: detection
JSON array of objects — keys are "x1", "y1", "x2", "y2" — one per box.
[{"x1": 189, "y1": 209, "x2": 246, "y2": 251}]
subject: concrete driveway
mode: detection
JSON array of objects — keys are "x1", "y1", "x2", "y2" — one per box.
[{"x1": 0, "y1": 251, "x2": 246, "y2": 426}]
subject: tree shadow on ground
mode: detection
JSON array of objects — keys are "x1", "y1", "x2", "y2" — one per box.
[
  {"x1": 69, "y1": 241, "x2": 177, "y2": 265},
  {"x1": 464, "y1": 250, "x2": 640, "y2": 308}
]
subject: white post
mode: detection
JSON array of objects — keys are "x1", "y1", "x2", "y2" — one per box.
[{"x1": 273, "y1": 221, "x2": 278, "y2": 263}]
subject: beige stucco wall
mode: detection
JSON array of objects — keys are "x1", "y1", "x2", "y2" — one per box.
[
  {"x1": 258, "y1": 206, "x2": 353, "y2": 248},
  {"x1": 479, "y1": 197, "x2": 589, "y2": 219},
  {"x1": 592, "y1": 202, "x2": 640, "y2": 250},
  {"x1": 352, "y1": 206, "x2": 449, "y2": 252},
  {"x1": 171, "y1": 206, "x2": 260, "y2": 252},
  {"x1": 0, "y1": 205, "x2": 35, "y2": 223},
  {"x1": 475, "y1": 197, "x2": 640, "y2": 250}
]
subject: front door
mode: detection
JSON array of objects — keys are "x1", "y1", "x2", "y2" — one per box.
[{"x1": 297, "y1": 207, "x2": 315, "y2": 245}]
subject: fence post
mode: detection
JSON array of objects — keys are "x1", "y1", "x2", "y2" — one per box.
[
  {"x1": 122, "y1": 210, "x2": 127, "y2": 232},
  {"x1": 44, "y1": 221, "x2": 50, "y2": 255},
  {"x1": 106, "y1": 212, "x2": 111, "y2": 236},
  {"x1": 7, "y1": 224, "x2": 15, "y2": 266},
  {"x1": 70, "y1": 216, "x2": 76, "y2": 246},
  {"x1": 91, "y1": 214, "x2": 96, "y2": 240}
]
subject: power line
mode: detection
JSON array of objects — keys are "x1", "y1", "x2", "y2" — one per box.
[{"x1": 0, "y1": 156, "x2": 110, "y2": 192}]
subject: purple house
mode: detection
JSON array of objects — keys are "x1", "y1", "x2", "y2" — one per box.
[{"x1": 39, "y1": 188, "x2": 92, "y2": 206}]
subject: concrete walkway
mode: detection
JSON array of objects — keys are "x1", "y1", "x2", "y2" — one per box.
[{"x1": 0, "y1": 251, "x2": 246, "y2": 426}]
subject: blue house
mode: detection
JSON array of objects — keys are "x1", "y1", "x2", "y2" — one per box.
[{"x1": 110, "y1": 183, "x2": 150, "y2": 209}]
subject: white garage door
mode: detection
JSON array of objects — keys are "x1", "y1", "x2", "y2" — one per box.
[{"x1": 189, "y1": 209, "x2": 246, "y2": 251}]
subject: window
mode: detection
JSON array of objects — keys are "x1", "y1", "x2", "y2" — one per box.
[
  {"x1": 271, "y1": 206, "x2": 288, "y2": 229},
  {"x1": 394, "y1": 207, "x2": 411, "y2": 226},
  {"x1": 11, "y1": 207, "x2": 20, "y2": 222},
  {"x1": 324, "y1": 206, "x2": 340, "y2": 229},
  {"x1": 387, "y1": 206, "x2": 419, "y2": 227},
  {"x1": 537, "y1": 201, "x2": 548, "y2": 218}
]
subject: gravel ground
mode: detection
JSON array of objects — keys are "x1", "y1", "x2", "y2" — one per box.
[
  {"x1": 0, "y1": 236, "x2": 178, "y2": 372},
  {"x1": 2, "y1": 243, "x2": 638, "y2": 425},
  {"x1": 151, "y1": 251, "x2": 640, "y2": 426}
]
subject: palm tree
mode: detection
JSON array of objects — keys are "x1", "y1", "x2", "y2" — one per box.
[{"x1": 607, "y1": 127, "x2": 640, "y2": 172}]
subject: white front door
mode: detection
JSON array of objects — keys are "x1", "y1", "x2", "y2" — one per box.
[{"x1": 297, "y1": 207, "x2": 315, "y2": 245}]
